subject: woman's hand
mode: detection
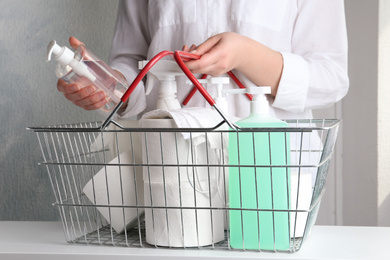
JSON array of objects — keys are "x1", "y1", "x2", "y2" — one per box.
[
  {"x1": 183, "y1": 32, "x2": 283, "y2": 96},
  {"x1": 57, "y1": 78, "x2": 108, "y2": 111},
  {"x1": 56, "y1": 36, "x2": 108, "y2": 110},
  {"x1": 183, "y1": 32, "x2": 246, "y2": 76}
]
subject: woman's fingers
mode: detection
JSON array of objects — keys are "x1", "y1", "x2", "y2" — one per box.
[
  {"x1": 184, "y1": 33, "x2": 247, "y2": 76},
  {"x1": 190, "y1": 35, "x2": 221, "y2": 55},
  {"x1": 57, "y1": 79, "x2": 107, "y2": 110},
  {"x1": 72, "y1": 91, "x2": 107, "y2": 110},
  {"x1": 57, "y1": 79, "x2": 79, "y2": 93},
  {"x1": 69, "y1": 36, "x2": 84, "y2": 49},
  {"x1": 185, "y1": 44, "x2": 229, "y2": 76},
  {"x1": 182, "y1": 44, "x2": 197, "y2": 53}
]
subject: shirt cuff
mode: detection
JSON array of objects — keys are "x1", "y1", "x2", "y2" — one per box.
[
  {"x1": 110, "y1": 63, "x2": 147, "y2": 119},
  {"x1": 272, "y1": 52, "x2": 310, "y2": 113}
]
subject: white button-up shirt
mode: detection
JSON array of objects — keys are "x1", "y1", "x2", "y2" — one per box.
[{"x1": 109, "y1": 0, "x2": 349, "y2": 120}]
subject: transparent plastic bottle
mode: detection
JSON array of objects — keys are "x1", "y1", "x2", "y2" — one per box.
[{"x1": 46, "y1": 40, "x2": 128, "y2": 111}]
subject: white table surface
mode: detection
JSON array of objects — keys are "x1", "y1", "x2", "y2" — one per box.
[{"x1": 0, "y1": 222, "x2": 388, "y2": 260}]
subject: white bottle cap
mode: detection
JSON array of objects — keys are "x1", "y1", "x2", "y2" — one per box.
[
  {"x1": 46, "y1": 40, "x2": 96, "y2": 82},
  {"x1": 186, "y1": 77, "x2": 230, "y2": 114},
  {"x1": 224, "y1": 86, "x2": 271, "y2": 115},
  {"x1": 139, "y1": 60, "x2": 183, "y2": 95},
  {"x1": 46, "y1": 40, "x2": 74, "y2": 65},
  {"x1": 210, "y1": 77, "x2": 229, "y2": 114},
  {"x1": 247, "y1": 86, "x2": 271, "y2": 115}
]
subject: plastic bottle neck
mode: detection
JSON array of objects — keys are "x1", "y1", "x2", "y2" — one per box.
[
  {"x1": 157, "y1": 78, "x2": 181, "y2": 110},
  {"x1": 250, "y1": 94, "x2": 269, "y2": 117}
]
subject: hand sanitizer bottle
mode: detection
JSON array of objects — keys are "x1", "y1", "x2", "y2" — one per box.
[
  {"x1": 228, "y1": 86, "x2": 291, "y2": 251},
  {"x1": 46, "y1": 40, "x2": 128, "y2": 111}
]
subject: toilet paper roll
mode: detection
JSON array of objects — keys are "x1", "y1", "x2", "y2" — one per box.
[
  {"x1": 89, "y1": 120, "x2": 142, "y2": 163},
  {"x1": 83, "y1": 150, "x2": 144, "y2": 234},
  {"x1": 290, "y1": 171, "x2": 313, "y2": 238},
  {"x1": 106, "y1": 120, "x2": 143, "y2": 160},
  {"x1": 289, "y1": 131, "x2": 322, "y2": 187},
  {"x1": 144, "y1": 180, "x2": 225, "y2": 247},
  {"x1": 140, "y1": 118, "x2": 220, "y2": 184}
]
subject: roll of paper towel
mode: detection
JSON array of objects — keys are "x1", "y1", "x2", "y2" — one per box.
[
  {"x1": 144, "y1": 180, "x2": 225, "y2": 247},
  {"x1": 89, "y1": 119, "x2": 143, "y2": 163},
  {"x1": 290, "y1": 171, "x2": 313, "y2": 238},
  {"x1": 83, "y1": 150, "x2": 144, "y2": 234},
  {"x1": 140, "y1": 118, "x2": 219, "y2": 183},
  {"x1": 140, "y1": 118, "x2": 226, "y2": 247}
]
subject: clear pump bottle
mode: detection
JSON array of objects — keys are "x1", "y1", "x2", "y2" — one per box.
[
  {"x1": 46, "y1": 40, "x2": 128, "y2": 111},
  {"x1": 228, "y1": 86, "x2": 291, "y2": 250}
]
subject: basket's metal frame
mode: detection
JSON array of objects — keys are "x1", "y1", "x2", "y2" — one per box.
[
  {"x1": 28, "y1": 118, "x2": 340, "y2": 253},
  {"x1": 29, "y1": 119, "x2": 339, "y2": 132}
]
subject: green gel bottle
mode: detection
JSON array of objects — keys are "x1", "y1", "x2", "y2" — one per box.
[{"x1": 228, "y1": 87, "x2": 290, "y2": 251}]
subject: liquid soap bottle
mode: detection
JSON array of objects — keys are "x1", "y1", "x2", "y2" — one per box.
[
  {"x1": 228, "y1": 86, "x2": 291, "y2": 250},
  {"x1": 46, "y1": 40, "x2": 128, "y2": 111}
]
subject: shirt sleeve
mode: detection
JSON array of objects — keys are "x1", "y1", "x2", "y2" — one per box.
[
  {"x1": 108, "y1": 0, "x2": 150, "y2": 119},
  {"x1": 272, "y1": 0, "x2": 349, "y2": 113}
]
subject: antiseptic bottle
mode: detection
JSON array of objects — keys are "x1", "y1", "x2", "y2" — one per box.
[
  {"x1": 46, "y1": 40, "x2": 128, "y2": 111},
  {"x1": 229, "y1": 87, "x2": 291, "y2": 250}
]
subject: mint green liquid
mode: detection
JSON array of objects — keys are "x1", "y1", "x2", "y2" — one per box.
[{"x1": 229, "y1": 115, "x2": 290, "y2": 250}]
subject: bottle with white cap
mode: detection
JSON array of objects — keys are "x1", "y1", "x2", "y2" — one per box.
[
  {"x1": 228, "y1": 86, "x2": 291, "y2": 251},
  {"x1": 138, "y1": 60, "x2": 183, "y2": 110},
  {"x1": 46, "y1": 40, "x2": 128, "y2": 111}
]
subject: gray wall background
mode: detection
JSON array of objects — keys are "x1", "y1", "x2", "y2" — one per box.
[{"x1": 0, "y1": 0, "x2": 119, "y2": 220}]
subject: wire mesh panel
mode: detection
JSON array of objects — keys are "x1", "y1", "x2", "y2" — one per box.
[{"x1": 29, "y1": 119, "x2": 340, "y2": 252}]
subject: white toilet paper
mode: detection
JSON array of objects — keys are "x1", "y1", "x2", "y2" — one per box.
[
  {"x1": 290, "y1": 171, "x2": 313, "y2": 238},
  {"x1": 106, "y1": 120, "x2": 143, "y2": 160},
  {"x1": 83, "y1": 150, "x2": 144, "y2": 234},
  {"x1": 89, "y1": 120, "x2": 143, "y2": 162},
  {"x1": 144, "y1": 180, "x2": 225, "y2": 247},
  {"x1": 139, "y1": 118, "x2": 220, "y2": 184},
  {"x1": 139, "y1": 115, "x2": 226, "y2": 247},
  {"x1": 140, "y1": 108, "x2": 228, "y2": 149}
]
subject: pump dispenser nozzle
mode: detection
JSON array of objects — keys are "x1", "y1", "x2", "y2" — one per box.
[
  {"x1": 47, "y1": 40, "x2": 72, "y2": 63},
  {"x1": 224, "y1": 86, "x2": 271, "y2": 116},
  {"x1": 186, "y1": 77, "x2": 230, "y2": 114},
  {"x1": 139, "y1": 60, "x2": 184, "y2": 110},
  {"x1": 247, "y1": 86, "x2": 271, "y2": 116},
  {"x1": 46, "y1": 40, "x2": 96, "y2": 82}
]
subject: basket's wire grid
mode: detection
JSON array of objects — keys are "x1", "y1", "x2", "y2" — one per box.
[
  {"x1": 28, "y1": 118, "x2": 340, "y2": 253},
  {"x1": 30, "y1": 48, "x2": 339, "y2": 253}
]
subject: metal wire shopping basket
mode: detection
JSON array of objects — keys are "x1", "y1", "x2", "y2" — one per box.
[
  {"x1": 28, "y1": 118, "x2": 340, "y2": 252},
  {"x1": 29, "y1": 49, "x2": 340, "y2": 252}
]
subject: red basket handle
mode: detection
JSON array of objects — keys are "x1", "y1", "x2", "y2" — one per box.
[{"x1": 101, "y1": 50, "x2": 239, "y2": 129}]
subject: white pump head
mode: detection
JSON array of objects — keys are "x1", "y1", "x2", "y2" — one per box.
[
  {"x1": 247, "y1": 86, "x2": 271, "y2": 115},
  {"x1": 46, "y1": 40, "x2": 96, "y2": 82},
  {"x1": 139, "y1": 60, "x2": 183, "y2": 110},
  {"x1": 188, "y1": 77, "x2": 230, "y2": 114},
  {"x1": 224, "y1": 86, "x2": 271, "y2": 115},
  {"x1": 46, "y1": 40, "x2": 75, "y2": 65}
]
